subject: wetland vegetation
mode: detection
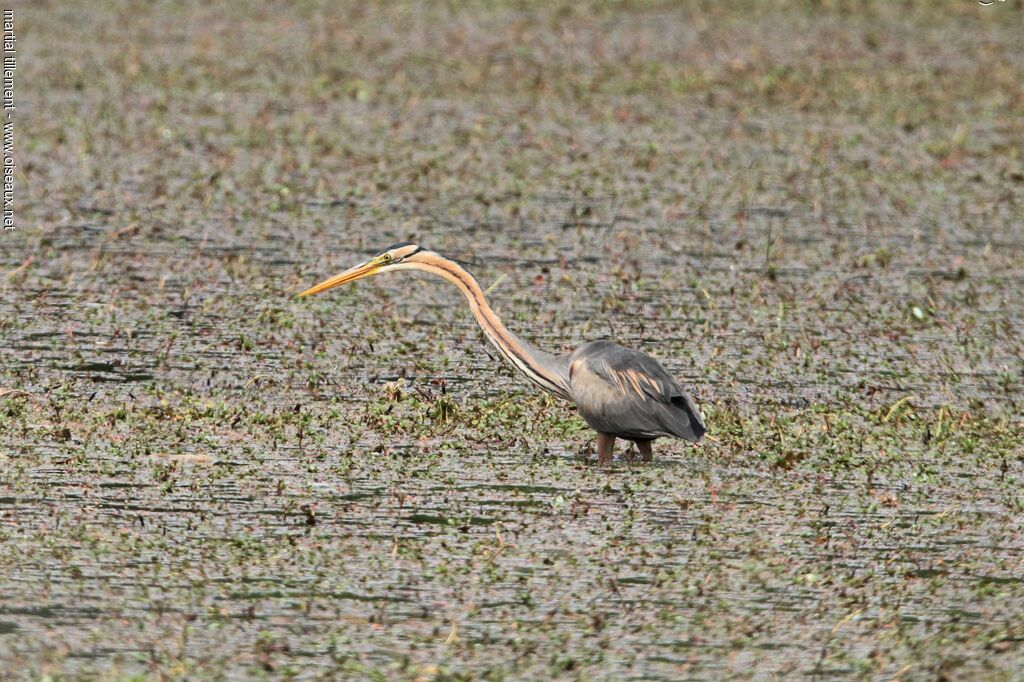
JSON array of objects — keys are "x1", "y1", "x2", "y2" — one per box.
[{"x1": 2, "y1": 1, "x2": 1023, "y2": 679}]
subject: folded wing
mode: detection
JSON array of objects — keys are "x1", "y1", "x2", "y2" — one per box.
[{"x1": 568, "y1": 340, "x2": 705, "y2": 442}]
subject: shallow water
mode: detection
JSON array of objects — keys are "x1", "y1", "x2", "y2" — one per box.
[{"x1": 3, "y1": 1, "x2": 1023, "y2": 679}]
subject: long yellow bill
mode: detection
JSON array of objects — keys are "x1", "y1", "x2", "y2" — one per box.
[{"x1": 298, "y1": 261, "x2": 382, "y2": 297}]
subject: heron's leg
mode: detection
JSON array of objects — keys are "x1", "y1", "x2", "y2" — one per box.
[
  {"x1": 597, "y1": 433, "x2": 616, "y2": 464},
  {"x1": 637, "y1": 440, "x2": 653, "y2": 462}
]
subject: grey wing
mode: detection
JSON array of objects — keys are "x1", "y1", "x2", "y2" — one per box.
[{"x1": 568, "y1": 340, "x2": 705, "y2": 442}]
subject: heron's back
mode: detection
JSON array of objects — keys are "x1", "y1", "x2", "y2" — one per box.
[{"x1": 568, "y1": 340, "x2": 705, "y2": 442}]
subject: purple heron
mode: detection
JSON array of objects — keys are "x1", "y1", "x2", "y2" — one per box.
[{"x1": 299, "y1": 243, "x2": 705, "y2": 463}]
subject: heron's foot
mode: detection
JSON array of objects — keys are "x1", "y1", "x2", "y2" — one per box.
[
  {"x1": 637, "y1": 440, "x2": 653, "y2": 463},
  {"x1": 596, "y1": 433, "x2": 616, "y2": 465}
]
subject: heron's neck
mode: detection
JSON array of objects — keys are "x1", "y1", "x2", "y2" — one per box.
[{"x1": 401, "y1": 257, "x2": 571, "y2": 400}]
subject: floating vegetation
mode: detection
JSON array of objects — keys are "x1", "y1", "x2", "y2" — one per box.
[{"x1": 2, "y1": 0, "x2": 1023, "y2": 678}]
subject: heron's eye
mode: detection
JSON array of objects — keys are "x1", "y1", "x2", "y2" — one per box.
[{"x1": 381, "y1": 254, "x2": 393, "y2": 263}]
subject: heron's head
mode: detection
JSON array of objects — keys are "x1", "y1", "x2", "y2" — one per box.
[{"x1": 298, "y1": 242, "x2": 430, "y2": 297}]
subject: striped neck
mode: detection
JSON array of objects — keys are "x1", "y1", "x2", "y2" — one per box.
[{"x1": 394, "y1": 255, "x2": 571, "y2": 400}]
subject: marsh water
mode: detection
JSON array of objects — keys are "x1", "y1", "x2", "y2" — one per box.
[{"x1": 2, "y1": 2, "x2": 1023, "y2": 679}]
